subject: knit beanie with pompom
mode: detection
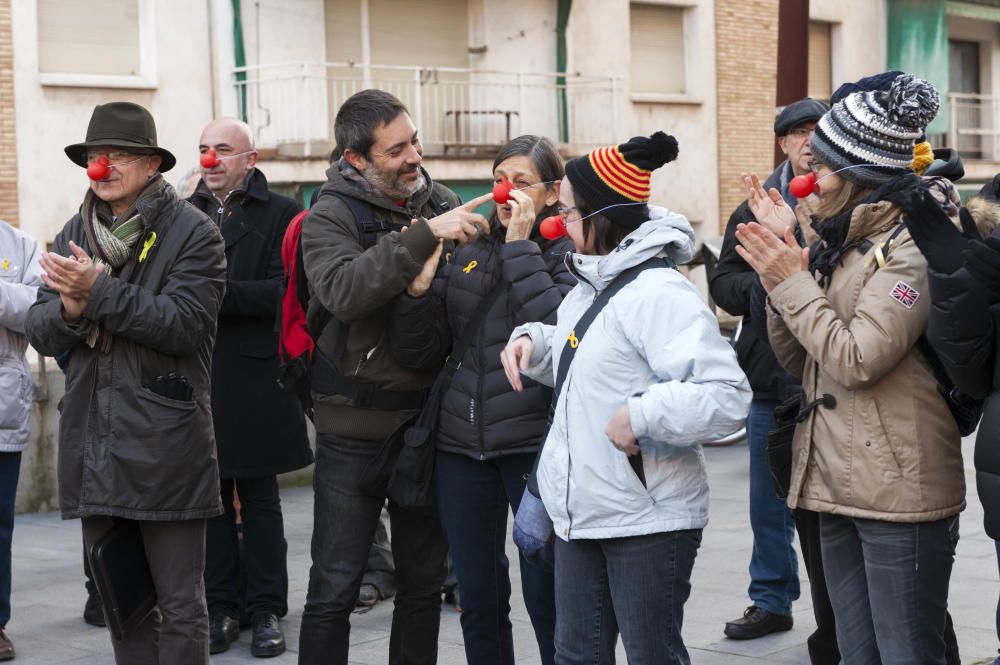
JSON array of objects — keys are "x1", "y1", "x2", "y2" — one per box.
[
  {"x1": 811, "y1": 73, "x2": 939, "y2": 188},
  {"x1": 564, "y1": 131, "x2": 679, "y2": 231}
]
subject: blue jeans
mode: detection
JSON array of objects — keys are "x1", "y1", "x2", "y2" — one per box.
[
  {"x1": 554, "y1": 529, "x2": 702, "y2": 665},
  {"x1": 436, "y1": 451, "x2": 556, "y2": 665},
  {"x1": 820, "y1": 514, "x2": 956, "y2": 665},
  {"x1": 0, "y1": 452, "x2": 21, "y2": 627},
  {"x1": 747, "y1": 400, "x2": 799, "y2": 616},
  {"x1": 298, "y1": 432, "x2": 449, "y2": 665}
]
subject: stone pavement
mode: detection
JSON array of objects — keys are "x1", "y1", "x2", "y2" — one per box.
[{"x1": 7, "y1": 435, "x2": 998, "y2": 664}]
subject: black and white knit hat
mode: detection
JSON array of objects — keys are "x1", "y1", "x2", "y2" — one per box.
[{"x1": 811, "y1": 73, "x2": 939, "y2": 188}]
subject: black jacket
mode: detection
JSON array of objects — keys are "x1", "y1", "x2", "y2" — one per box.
[
  {"x1": 188, "y1": 169, "x2": 312, "y2": 477},
  {"x1": 709, "y1": 163, "x2": 800, "y2": 402},
  {"x1": 926, "y1": 196, "x2": 1000, "y2": 538},
  {"x1": 302, "y1": 164, "x2": 461, "y2": 440},
  {"x1": 25, "y1": 179, "x2": 227, "y2": 521},
  {"x1": 392, "y1": 219, "x2": 575, "y2": 459}
]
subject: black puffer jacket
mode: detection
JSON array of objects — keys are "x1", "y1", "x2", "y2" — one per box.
[
  {"x1": 392, "y1": 220, "x2": 575, "y2": 459},
  {"x1": 926, "y1": 195, "x2": 1000, "y2": 538}
]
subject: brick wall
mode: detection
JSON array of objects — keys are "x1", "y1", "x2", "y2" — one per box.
[
  {"x1": 0, "y1": 0, "x2": 17, "y2": 227},
  {"x1": 714, "y1": 0, "x2": 779, "y2": 231}
]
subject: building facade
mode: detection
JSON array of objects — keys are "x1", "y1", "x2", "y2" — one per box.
[{"x1": 7, "y1": 0, "x2": 1000, "y2": 250}]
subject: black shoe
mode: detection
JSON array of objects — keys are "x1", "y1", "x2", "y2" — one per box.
[
  {"x1": 83, "y1": 592, "x2": 106, "y2": 628},
  {"x1": 209, "y1": 614, "x2": 240, "y2": 655},
  {"x1": 724, "y1": 606, "x2": 793, "y2": 640},
  {"x1": 251, "y1": 613, "x2": 285, "y2": 658}
]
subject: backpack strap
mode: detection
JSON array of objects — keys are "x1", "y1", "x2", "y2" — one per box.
[
  {"x1": 553, "y1": 256, "x2": 676, "y2": 396},
  {"x1": 526, "y1": 255, "x2": 676, "y2": 495}
]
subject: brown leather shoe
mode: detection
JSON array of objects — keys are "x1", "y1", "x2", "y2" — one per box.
[{"x1": 0, "y1": 626, "x2": 14, "y2": 661}]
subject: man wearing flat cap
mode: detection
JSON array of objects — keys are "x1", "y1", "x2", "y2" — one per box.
[
  {"x1": 709, "y1": 98, "x2": 840, "y2": 657},
  {"x1": 25, "y1": 101, "x2": 226, "y2": 664}
]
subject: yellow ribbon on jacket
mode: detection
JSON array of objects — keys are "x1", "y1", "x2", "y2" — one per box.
[{"x1": 139, "y1": 232, "x2": 157, "y2": 263}]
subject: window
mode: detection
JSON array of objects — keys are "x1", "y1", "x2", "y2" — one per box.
[
  {"x1": 808, "y1": 21, "x2": 832, "y2": 101},
  {"x1": 36, "y1": 0, "x2": 156, "y2": 88},
  {"x1": 629, "y1": 3, "x2": 686, "y2": 96}
]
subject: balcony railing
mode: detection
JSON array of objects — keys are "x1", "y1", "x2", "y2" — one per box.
[
  {"x1": 946, "y1": 92, "x2": 999, "y2": 161},
  {"x1": 233, "y1": 62, "x2": 622, "y2": 157}
]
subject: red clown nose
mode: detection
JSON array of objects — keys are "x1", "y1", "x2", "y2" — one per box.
[
  {"x1": 539, "y1": 216, "x2": 565, "y2": 240},
  {"x1": 492, "y1": 179, "x2": 512, "y2": 204},
  {"x1": 86, "y1": 156, "x2": 111, "y2": 181},
  {"x1": 789, "y1": 172, "x2": 818, "y2": 198},
  {"x1": 200, "y1": 148, "x2": 221, "y2": 169}
]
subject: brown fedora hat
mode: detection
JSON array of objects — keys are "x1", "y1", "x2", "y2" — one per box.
[{"x1": 64, "y1": 102, "x2": 176, "y2": 172}]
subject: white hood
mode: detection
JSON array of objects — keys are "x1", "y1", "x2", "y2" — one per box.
[{"x1": 567, "y1": 206, "x2": 696, "y2": 289}]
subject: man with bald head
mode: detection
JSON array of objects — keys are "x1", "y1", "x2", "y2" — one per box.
[{"x1": 188, "y1": 118, "x2": 313, "y2": 658}]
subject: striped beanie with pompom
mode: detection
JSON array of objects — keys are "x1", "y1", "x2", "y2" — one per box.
[
  {"x1": 565, "y1": 131, "x2": 679, "y2": 232},
  {"x1": 810, "y1": 73, "x2": 939, "y2": 188}
]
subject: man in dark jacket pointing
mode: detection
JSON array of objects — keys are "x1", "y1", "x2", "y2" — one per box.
[
  {"x1": 25, "y1": 102, "x2": 226, "y2": 664},
  {"x1": 297, "y1": 89, "x2": 491, "y2": 665}
]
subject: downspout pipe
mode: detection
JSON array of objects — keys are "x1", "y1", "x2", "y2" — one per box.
[
  {"x1": 232, "y1": 0, "x2": 248, "y2": 122},
  {"x1": 556, "y1": 0, "x2": 572, "y2": 144}
]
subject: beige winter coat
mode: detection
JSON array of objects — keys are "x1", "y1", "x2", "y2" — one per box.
[{"x1": 767, "y1": 200, "x2": 965, "y2": 523}]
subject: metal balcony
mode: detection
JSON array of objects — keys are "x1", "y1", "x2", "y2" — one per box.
[{"x1": 233, "y1": 62, "x2": 622, "y2": 158}]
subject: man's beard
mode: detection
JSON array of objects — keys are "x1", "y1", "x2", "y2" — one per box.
[{"x1": 363, "y1": 162, "x2": 426, "y2": 200}]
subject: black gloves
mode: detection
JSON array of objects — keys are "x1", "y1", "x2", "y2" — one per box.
[
  {"x1": 889, "y1": 189, "x2": 979, "y2": 275},
  {"x1": 964, "y1": 236, "x2": 1000, "y2": 298}
]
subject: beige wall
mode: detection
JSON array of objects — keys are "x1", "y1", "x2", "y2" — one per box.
[
  {"x1": 568, "y1": 0, "x2": 720, "y2": 240},
  {"x1": 11, "y1": 0, "x2": 217, "y2": 244},
  {"x1": 810, "y1": 0, "x2": 886, "y2": 90},
  {"x1": 0, "y1": 0, "x2": 17, "y2": 227}
]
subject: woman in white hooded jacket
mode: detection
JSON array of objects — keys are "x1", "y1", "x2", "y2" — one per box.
[{"x1": 501, "y1": 132, "x2": 751, "y2": 665}]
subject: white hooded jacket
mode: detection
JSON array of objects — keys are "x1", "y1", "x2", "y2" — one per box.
[{"x1": 511, "y1": 207, "x2": 751, "y2": 540}]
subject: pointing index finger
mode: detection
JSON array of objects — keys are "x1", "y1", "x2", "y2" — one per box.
[{"x1": 459, "y1": 192, "x2": 494, "y2": 210}]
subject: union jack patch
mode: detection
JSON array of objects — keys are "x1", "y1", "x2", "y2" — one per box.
[{"x1": 890, "y1": 280, "x2": 920, "y2": 309}]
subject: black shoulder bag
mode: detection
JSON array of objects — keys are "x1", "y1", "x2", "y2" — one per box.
[
  {"x1": 388, "y1": 279, "x2": 505, "y2": 515},
  {"x1": 513, "y1": 256, "x2": 675, "y2": 570}
]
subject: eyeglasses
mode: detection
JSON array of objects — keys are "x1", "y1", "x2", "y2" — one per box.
[
  {"x1": 556, "y1": 205, "x2": 578, "y2": 220},
  {"x1": 85, "y1": 151, "x2": 150, "y2": 166},
  {"x1": 787, "y1": 127, "x2": 814, "y2": 139}
]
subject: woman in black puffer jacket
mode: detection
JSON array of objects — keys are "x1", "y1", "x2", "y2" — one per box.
[
  {"x1": 899, "y1": 177, "x2": 1000, "y2": 664},
  {"x1": 392, "y1": 135, "x2": 573, "y2": 665}
]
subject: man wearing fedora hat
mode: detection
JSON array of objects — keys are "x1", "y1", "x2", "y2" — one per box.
[{"x1": 25, "y1": 101, "x2": 227, "y2": 664}]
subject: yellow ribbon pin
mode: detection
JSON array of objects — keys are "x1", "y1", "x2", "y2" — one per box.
[
  {"x1": 567, "y1": 331, "x2": 579, "y2": 348},
  {"x1": 0, "y1": 259, "x2": 8, "y2": 271},
  {"x1": 463, "y1": 260, "x2": 478, "y2": 274},
  {"x1": 139, "y1": 232, "x2": 157, "y2": 263}
]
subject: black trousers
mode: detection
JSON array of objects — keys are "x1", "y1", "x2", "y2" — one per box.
[
  {"x1": 298, "y1": 432, "x2": 448, "y2": 665},
  {"x1": 794, "y1": 508, "x2": 840, "y2": 665},
  {"x1": 204, "y1": 475, "x2": 287, "y2": 620}
]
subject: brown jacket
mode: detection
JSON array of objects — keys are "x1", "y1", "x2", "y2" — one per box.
[
  {"x1": 767, "y1": 200, "x2": 965, "y2": 522},
  {"x1": 301, "y1": 165, "x2": 460, "y2": 439}
]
